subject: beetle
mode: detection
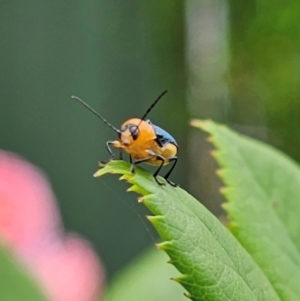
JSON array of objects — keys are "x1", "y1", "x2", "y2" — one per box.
[{"x1": 72, "y1": 90, "x2": 178, "y2": 186}]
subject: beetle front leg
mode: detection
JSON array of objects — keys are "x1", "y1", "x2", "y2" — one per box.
[{"x1": 101, "y1": 141, "x2": 116, "y2": 164}]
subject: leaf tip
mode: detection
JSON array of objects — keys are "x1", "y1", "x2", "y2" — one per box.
[
  {"x1": 219, "y1": 186, "x2": 227, "y2": 194},
  {"x1": 184, "y1": 292, "x2": 193, "y2": 300},
  {"x1": 126, "y1": 184, "x2": 140, "y2": 192},
  {"x1": 137, "y1": 196, "x2": 144, "y2": 203},
  {"x1": 221, "y1": 202, "x2": 228, "y2": 209},
  {"x1": 147, "y1": 215, "x2": 166, "y2": 232},
  {"x1": 171, "y1": 275, "x2": 189, "y2": 284},
  {"x1": 206, "y1": 136, "x2": 214, "y2": 143},
  {"x1": 210, "y1": 150, "x2": 218, "y2": 157},
  {"x1": 120, "y1": 174, "x2": 128, "y2": 181},
  {"x1": 190, "y1": 119, "x2": 200, "y2": 127},
  {"x1": 215, "y1": 169, "x2": 222, "y2": 176},
  {"x1": 155, "y1": 241, "x2": 170, "y2": 251},
  {"x1": 190, "y1": 118, "x2": 213, "y2": 130},
  {"x1": 93, "y1": 169, "x2": 105, "y2": 177}
]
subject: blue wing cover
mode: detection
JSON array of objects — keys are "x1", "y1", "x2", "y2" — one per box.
[{"x1": 152, "y1": 124, "x2": 178, "y2": 147}]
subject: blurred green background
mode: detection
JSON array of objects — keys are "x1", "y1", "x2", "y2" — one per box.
[{"x1": 1, "y1": 0, "x2": 300, "y2": 281}]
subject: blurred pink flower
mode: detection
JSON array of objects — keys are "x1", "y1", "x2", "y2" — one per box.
[
  {"x1": 0, "y1": 152, "x2": 61, "y2": 257},
  {"x1": 0, "y1": 151, "x2": 104, "y2": 301},
  {"x1": 36, "y1": 236, "x2": 103, "y2": 301}
]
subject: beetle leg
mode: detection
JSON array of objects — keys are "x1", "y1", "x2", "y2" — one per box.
[
  {"x1": 144, "y1": 150, "x2": 167, "y2": 186},
  {"x1": 119, "y1": 149, "x2": 123, "y2": 160},
  {"x1": 164, "y1": 156, "x2": 178, "y2": 187},
  {"x1": 101, "y1": 141, "x2": 116, "y2": 164},
  {"x1": 152, "y1": 155, "x2": 166, "y2": 186},
  {"x1": 130, "y1": 156, "x2": 154, "y2": 174}
]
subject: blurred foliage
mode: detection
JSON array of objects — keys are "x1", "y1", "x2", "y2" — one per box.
[
  {"x1": 228, "y1": 0, "x2": 300, "y2": 159},
  {"x1": 0, "y1": 247, "x2": 46, "y2": 301},
  {"x1": 105, "y1": 248, "x2": 185, "y2": 301}
]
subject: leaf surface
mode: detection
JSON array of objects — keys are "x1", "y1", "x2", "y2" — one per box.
[
  {"x1": 96, "y1": 161, "x2": 280, "y2": 301},
  {"x1": 193, "y1": 119, "x2": 300, "y2": 301}
]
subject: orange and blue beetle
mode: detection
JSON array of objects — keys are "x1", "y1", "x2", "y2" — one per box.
[{"x1": 72, "y1": 91, "x2": 178, "y2": 186}]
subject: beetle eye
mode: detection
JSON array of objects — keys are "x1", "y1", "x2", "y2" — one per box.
[{"x1": 129, "y1": 125, "x2": 139, "y2": 140}]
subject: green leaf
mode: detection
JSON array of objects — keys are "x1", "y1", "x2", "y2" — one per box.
[
  {"x1": 96, "y1": 161, "x2": 280, "y2": 301},
  {"x1": 192, "y1": 119, "x2": 300, "y2": 301},
  {"x1": 0, "y1": 246, "x2": 47, "y2": 301},
  {"x1": 105, "y1": 247, "x2": 186, "y2": 301}
]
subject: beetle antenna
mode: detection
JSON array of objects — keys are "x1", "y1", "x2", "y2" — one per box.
[
  {"x1": 140, "y1": 90, "x2": 168, "y2": 121},
  {"x1": 71, "y1": 96, "x2": 121, "y2": 134},
  {"x1": 132, "y1": 90, "x2": 168, "y2": 138}
]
